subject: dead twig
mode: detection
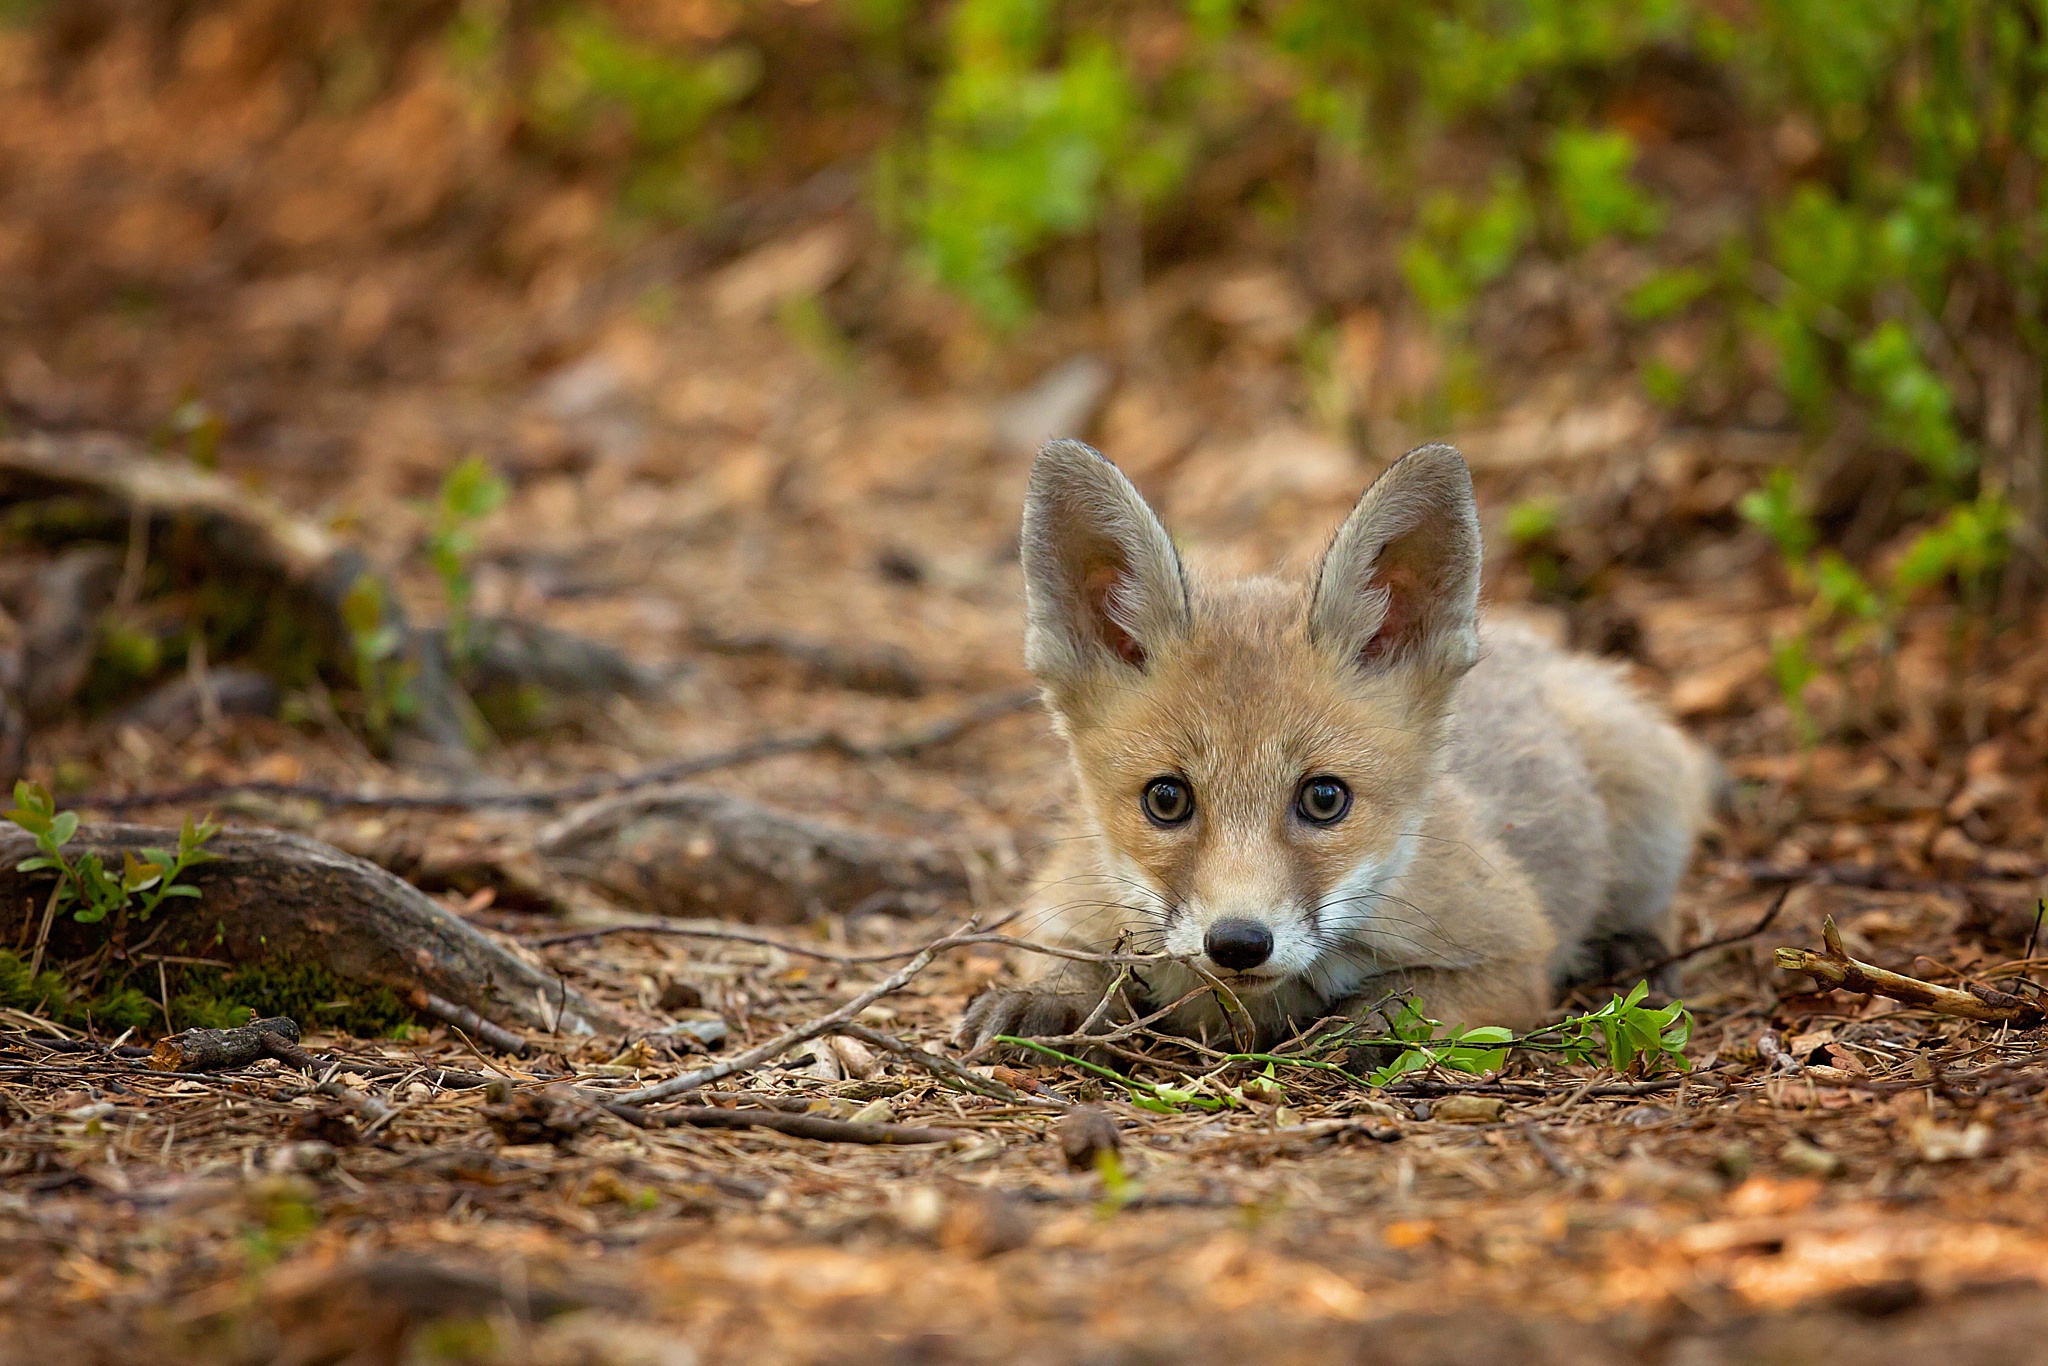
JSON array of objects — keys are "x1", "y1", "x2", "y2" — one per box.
[
  {"x1": 1775, "y1": 916, "x2": 2046, "y2": 1023},
  {"x1": 148, "y1": 1017, "x2": 303, "y2": 1072},
  {"x1": 76, "y1": 688, "x2": 1039, "y2": 815},
  {"x1": 1583, "y1": 886, "x2": 1792, "y2": 991},
  {"x1": 601, "y1": 1102, "x2": 968, "y2": 1145},
  {"x1": 530, "y1": 920, "x2": 1171, "y2": 969},
  {"x1": 612, "y1": 921, "x2": 981, "y2": 1106},
  {"x1": 409, "y1": 991, "x2": 530, "y2": 1056},
  {"x1": 835, "y1": 1023, "x2": 1057, "y2": 1108}
]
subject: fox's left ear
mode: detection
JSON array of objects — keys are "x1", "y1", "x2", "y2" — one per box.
[
  {"x1": 1309, "y1": 443, "x2": 1481, "y2": 683},
  {"x1": 1021, "y1": 440, "x2": 1190, "y2": 694}
]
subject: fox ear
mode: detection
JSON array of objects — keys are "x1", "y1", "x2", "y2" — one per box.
[
  {"x1": 1022, "y1": 440, "x2": 1189, "y2": 688},
  {"x1": 1309, "y1": 443, "x2": 1481, "y2": 682}
]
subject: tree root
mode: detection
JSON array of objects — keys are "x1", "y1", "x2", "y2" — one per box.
[{"x1": 0, "y1": 823, "x2": 631, "y2": 1039}]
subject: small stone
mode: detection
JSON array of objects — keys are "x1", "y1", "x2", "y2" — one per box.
[
  {"x1": 1909, "y1": 1118, "x2": 1995, "y2": 1162},
  {"x1": 289, "y1": 1106, "x2": 360, "y2": 1148},
  {"x1": 1715, "y1": 1143, "x2": 1753, "y2": 1181},
  {"x1": 1056, "y1": 1106, "x2": 1120, "y2": 1172},
  {"x1": 1433, "y1": 1095, "x2": 1506, "y2": 1124},
  {"x1": 939, "y1": 1189, "x2": 1032, "y2": 1258},
  {"x1": 662, "y1": 1017, "x2": 729, "y2": 1049},
  {"x1": 993, "y1": 355, "x2": 1113, "y2": 457},
  {"x1": 892, "y1": 1185, "x2": 945, "y2": 1236},
  {"x1": 1778, "y1": 1138, "x2": 1843, "y2": 1177},
  {"x1": 263, "y1": 1141, "x2": 337, "y2": 1175},
  {"x1": 828, "y1": 1035, "x2": 880, "y2": 1080},
  {"x1": 846, "y1": 1097, "x2": 894, "y2": 1126},
  {"x1": 657, "y1": 979, "x2": 704, "y2": 1012}
]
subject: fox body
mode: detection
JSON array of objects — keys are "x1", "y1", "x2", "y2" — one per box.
[{"x1": 959, "y1": 440, "x2": 1714, "y2": 1051}]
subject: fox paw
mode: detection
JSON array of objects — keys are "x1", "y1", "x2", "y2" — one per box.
[{"x1": 955, "y1": 986, "x2": 1102, "y2": 1055}]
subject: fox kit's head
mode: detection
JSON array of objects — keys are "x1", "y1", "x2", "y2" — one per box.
[{"x1": 1022, "y1": 439, "x2": 1482, "y2": 1002}]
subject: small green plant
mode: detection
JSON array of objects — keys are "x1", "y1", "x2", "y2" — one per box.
[
  {"x1": 1400, "y1": 174, "x2": 1534, "y2": 324},
  {"x1": 903, "y1": 0, "x2": 1195, "y2": 326},
  {"x1": 424, "y1": 454, "x2": 509, "y2": 666},
  {"x1": 1092, "y1": 1145, "x2": 1134, "y2": 1217},
  {"x1": 996, "y1": 984, "x2": 1692, "y2": 1113},
  {"x1": 528, "y1": 9, "x2": 760, "y2": 224},
  {"x1": 1327, "y1": 982, "x2": 1691, "y2": 1084},
  {"x1": 1743, "y1": 464, "x2": 2016, "y2": 740},
  {"x1": 1623, "y1": 265, "x2": 1716, "y2": 322},
  {"x1": 151, "y1": 391, "x2": 224, "y2": 469},
  {"x1": 1739, "y1": 467, "x2": 1819, "y2": 569},
  {"x1": 339, "y1": 573, "x2": 416, "y2": 743},
  {"x1": 1547, "y1": 126, "x2": 1665, "y2": 248},
  {"x1": 1351, "y1": 1002, "x2": 1515, "y2": 1086},
  {"x1": 7, "y1": 781, "x2": 218, "y2": 927},
  {"x1": 1503, "y1": 495, "x2": 1566, "y2": 596}
]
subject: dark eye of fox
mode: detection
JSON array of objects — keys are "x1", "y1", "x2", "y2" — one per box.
[
  {"x1": 1296, "y1": 776, "x2": 1352, "y2": 824},
  {"x1": 1141, "y1": 776, "x2": 1194, "y2": 826}
]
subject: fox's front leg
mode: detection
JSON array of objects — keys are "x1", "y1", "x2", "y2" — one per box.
[{"x1": 955, "y1": 958, "x2": 1128, "y2": 1054}]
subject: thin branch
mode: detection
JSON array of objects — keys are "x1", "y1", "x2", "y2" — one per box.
[
  {"x1": 529, "y1": 919, "x2": 1172, "y2": 968},
  {"x1": 600, "y1": 1101, "x2": 968, "y2": 1145},
  {"x1": 612, "y1": 921, "x2": 986, "y2": 1105},
  {"x1": 836, "y1": 1023, "x2": 1057, "y2": 1108},
  {"x1": 1582, "y1": 886, "x2": 1793, "y2": 991},
  {"x1": 73, "y1": 688, "x2": 1039, "y2": 815},
  {"x1": 1776, "y1": 916, "x2": 2046, "y2": 1022}
]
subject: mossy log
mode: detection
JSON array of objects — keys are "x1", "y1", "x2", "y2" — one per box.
[
  {"x1": 0, "y1": 824, "x2": 629, "y2": 1037},
  {"x1": 0, "y1": 430, "x2": 471, "y2": 753}
]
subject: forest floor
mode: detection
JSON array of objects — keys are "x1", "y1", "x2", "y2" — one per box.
[{"x1": 6, "y1": 13, "x2": 2048, "y2": 1366}]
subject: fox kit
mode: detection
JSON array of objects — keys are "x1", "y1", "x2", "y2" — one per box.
[{"x1": 959, "y1": 440, "x2": 1714, "y2": 1051}]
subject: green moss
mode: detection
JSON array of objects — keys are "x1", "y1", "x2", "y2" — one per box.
[
  {"x1": 172, "y1": 962, "x2": 416, "y2": 1038},
  {"x1": 1, "y1": 949, "x2": 417, "y2": 1039},
  {"x1": 0, "y1": 950, "x2": 158, "y2": 1033}
]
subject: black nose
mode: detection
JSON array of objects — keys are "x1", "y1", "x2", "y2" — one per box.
[{"x1": 1204, "y1": 919, "x2": 1274, "y2": 972}]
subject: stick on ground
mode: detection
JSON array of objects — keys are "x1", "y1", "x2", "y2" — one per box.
[
  {"x1": 1777, "y1": 917, "x2": 2045, "y2": 1023},
  {"x1": 602, "y1": 1102, "x2": 968, "y2": 1146}
]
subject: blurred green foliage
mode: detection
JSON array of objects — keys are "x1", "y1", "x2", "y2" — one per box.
[
  {"x1": 895, "y1": 0, "x2": 1196, "y2": 325},
  {"x1": 407, "y1": 0, "x2": 2046, "y2": 660}
]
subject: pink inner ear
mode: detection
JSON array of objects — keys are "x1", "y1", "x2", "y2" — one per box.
[
  {"x1": 1082, "y1": 563, "x2": 1146, "y2": 667},
  {"x1": 1360, "y1": 566, "x2": 1419, "y2": 665}
]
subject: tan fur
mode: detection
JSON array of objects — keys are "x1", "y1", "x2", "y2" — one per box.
[{"x1": 960, "y1": 440, "x2": 1713, "y2": 1050}]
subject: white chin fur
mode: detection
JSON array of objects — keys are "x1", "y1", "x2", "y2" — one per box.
[{"x1": 1107, "y1": 833, "x2": 1427, "y2": 1020}]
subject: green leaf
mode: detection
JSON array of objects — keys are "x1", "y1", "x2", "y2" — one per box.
[
  {"x1": 4, "y1": 806, "x2": 48, "y2": 836},
  {"x1": 121, "y1": 851, "x2": 165, "y2": 893}
]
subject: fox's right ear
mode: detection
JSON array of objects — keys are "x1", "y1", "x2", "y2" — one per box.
[
  {"x1": 1021, "y1": 440, "x2": 1189, "y2": 691},
  {"x1": 1308, "y1": 443, "x2": 1481, "y2": 686}
]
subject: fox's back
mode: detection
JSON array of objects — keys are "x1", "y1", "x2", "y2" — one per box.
[{"x1": 1451, "y1": 619, "x2": 1712, "y2": 987}]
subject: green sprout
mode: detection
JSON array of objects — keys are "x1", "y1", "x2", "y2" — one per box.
[{"x1": 6, "y1": 781, "x2": 218, "y2": 927}]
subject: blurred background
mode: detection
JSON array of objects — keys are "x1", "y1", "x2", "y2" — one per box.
[{"x1": 3, "y1": 0, "x2": 2045, "y2": 861}]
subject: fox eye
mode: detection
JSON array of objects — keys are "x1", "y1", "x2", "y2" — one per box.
[
  {"x1": 1141, "y1": 776, "x2": 1194, "y2": 826},
  {"x1": 1296, "y1": 776, "x2": 1352, "y2": 825}
]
